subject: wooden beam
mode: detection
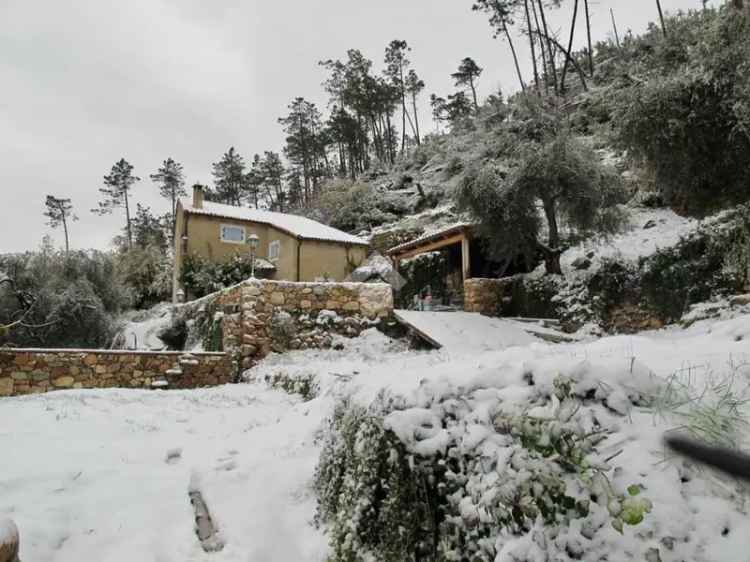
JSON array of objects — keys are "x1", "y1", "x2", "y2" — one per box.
[
  {"x1": 461, "y1": 236, "x2": 471, "y2": 282},
  {"x1": 393, "y1": 311, "x2": 443, "y2": 349},
  {"x1": 391, "y1": 232, "x2": 466, "y2": 261}
]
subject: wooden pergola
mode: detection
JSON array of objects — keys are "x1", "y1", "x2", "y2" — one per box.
[{"x1": 387, "y1": 223, "x2": 474, "y2": 281}]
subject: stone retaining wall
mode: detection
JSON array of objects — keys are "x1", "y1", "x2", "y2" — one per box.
[
  {"x1": 464, "y1": 278, "x2": 515, "y2": 316},
  {"x1": 179, "y1": 279, "x2": 394, "y2": 368},
  {"x1": 0, "y1": 349, "x2": 232, "y2": 397}
]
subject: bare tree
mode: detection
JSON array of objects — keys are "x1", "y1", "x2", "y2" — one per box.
[
  {"x1": 656, "y1": 0, "x2": 668, "y2": 36},
  {"x1": 610, "y1": 8, "x2": 621, "y2": 49},
  {"x1": 532, "y1": 29, "x2": 589, "y2": 91},
  {"x1": 472, "y1": 1, "x2": 527, "y2": 93},
  {"x1": 560, "y1": 0, "x2": 580, "y2": 93},
  {"x1": 584, "y1": 0, "x2": 594, "y2": 76},
  {"x1": 524, "y1": 0, "x2": 541, "y2": 93},
  {"x1": 536, "y1": 0, "x2": 559, "y2": 94},
  {"x1": 530, "y1": 0, "x2": 550, "y2": 93}
]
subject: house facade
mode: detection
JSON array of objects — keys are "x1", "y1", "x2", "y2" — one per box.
[{"x1": 173, "y1": 186, "x2": 369, "y2": 301}]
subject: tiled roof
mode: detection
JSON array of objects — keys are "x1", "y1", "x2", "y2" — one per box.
[{"x1": 181, "y1": 200, "x2": 369, "y2": 246}]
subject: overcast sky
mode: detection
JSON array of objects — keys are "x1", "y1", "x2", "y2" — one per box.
[{"x1": 0, "y1": 0, "x2": 709, "y2": 253}]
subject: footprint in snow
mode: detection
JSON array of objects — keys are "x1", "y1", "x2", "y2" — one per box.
[
  {"x1": 215, "y1": 459, "x2": 238, "y2": 472},
  {"x1": 165, "y1": 448, "x2": 183, "y2": 465}
]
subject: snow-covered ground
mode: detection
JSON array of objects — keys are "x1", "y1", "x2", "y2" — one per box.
[
  {"x1": 531, "y1": 206, "x2": 705, "y2": 280},
  {"x1": 1, "y1": 311, "x2": 750, "y2": 561},
  {"x1": 114, "y1": 303, "x2": 174, "y2": 350}
]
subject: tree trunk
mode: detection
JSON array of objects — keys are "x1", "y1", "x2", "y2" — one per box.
[
  {"x1": 386, "y1": 113, "x2": 396, "y2": 164},
  {"x1": 536, "y1": 0, "x2": 559, "y2": 94},
  {"x1": 610, "y1": 8, "x2": 621, "y2": 49},
  {"x1": 171, "y1": 191, "x2": 177, "y2": 241},
  {"x1": 62, "y1": 213, "x2": 69, "y2": 254},
  {"x1": 502, "y1": 20, "x2": 526, "y2": 93},
  {"x1": 656, "y1": 0, "x2": 668, "y2": 36},
  {"x1": 534, "y1": 30, "x2": 589, "y2": 91},
  {"x1": 584, "y1": 0, "x2": 594, "y2": 77},
  {"x1": 123, "y1": 189, "x2": 132, "y2": 250},
  {"x1": 469, "y1": 78, "x2": 479, "y2": 111},
  {"x1": 541, "y1": 246, "x2": 563, "y2": 275},
  {"x1": 400, "y1": 65, "x2": 408, "y2": 153},
  {"x1": 404, "y1": 106, "x2": 418, "y2": 148},
  {"x1": 560, "y1": 0, "x2": 580, "y2": 94},
  {"x1": 411, "y1": 92, "x2": 422, "y2": 144},
  {"x1": 541, "y1": 199, "x2": 562, "y2": 275},
  {"x1": 524, "y1": 0, "x2": 541, "y2": 94},
  {"x1": 531, "y1": 0, "x2": 550, "y2": 94}
]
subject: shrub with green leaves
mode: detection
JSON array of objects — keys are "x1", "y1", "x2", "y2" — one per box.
[
  {"x1": 315, "y1": 376, "x2": 652, "y2": 561},
  {"x1": 180, "y1": 253, "x2": 272, "y2": 299},
  {"x1": 0, "y1": 246, "x2": 127, "y2": 348},
  {"x1": 263, "y1": 371, "x2": 319, "y2": 400},
  {"x1": 612, "y1": 8, "x2": 750, "y2": 215}
]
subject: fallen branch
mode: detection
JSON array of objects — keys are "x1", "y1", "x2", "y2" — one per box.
[{"x1": 531, "y1": 30, "x2": 589, "y2": 92}]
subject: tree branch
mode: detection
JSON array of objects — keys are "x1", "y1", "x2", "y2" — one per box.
[{"x1": 531, "y1": 30, "x2": 589, "y2": 92}]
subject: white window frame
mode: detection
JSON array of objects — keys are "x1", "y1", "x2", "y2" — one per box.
[
  {"x1": 219, "y1": 223, "x2": 246, "y2": 244},
  {"x1": 268, "y1": 240, "x2": 281, "y2": 261}
]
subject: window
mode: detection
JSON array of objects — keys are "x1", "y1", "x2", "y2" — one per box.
[
  {"x1": 268, "y1": 240, "x2": 281, "y2": 261},
  {"x1": 220, "y1": 224, "x2": 245, "y2": 244}
]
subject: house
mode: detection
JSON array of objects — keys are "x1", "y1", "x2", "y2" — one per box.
[{"x1": 173, "y1": 186, "x2": 369, "y2": 301}]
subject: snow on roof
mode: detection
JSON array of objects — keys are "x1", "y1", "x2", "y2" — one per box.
[
  {"x1": 181, "y1": 200, "x2": 369, "y2": 246},
  {"x1": 387, "y1": 222, "x2": 473, "y2": 256}
]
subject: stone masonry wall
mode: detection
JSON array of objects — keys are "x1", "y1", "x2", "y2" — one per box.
[
  {"x1": 238, "y1": 280, "x2": 393, "y2": 367},
  {"x1": 0, "y1": 349, "x2": 232, "y2": 397},
  {"x1": 178, "y1": 279, "x2": 394, "y2": 369},
  {"x1": 464, "y1": 278, "x2": 515, "y2": 316}
]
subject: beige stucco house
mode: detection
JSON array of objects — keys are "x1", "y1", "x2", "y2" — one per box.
[{"x1": 173, "y1": 186, "x2": 369, "y2": 301}]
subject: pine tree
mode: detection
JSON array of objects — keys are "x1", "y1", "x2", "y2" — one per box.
[
  {"x1": 246, "y1": 154, "x2": 264, "y2": 209},
  {"x1": 260, "y1": 151, "x2": 286, "y2": 211},
  {"x1": 451, "y1": 58, "x2": 483, "y2": 112},
  {"x1": 43, "y1": 195, "x2": 77, "y2": 254},
  {"x1": 321, "y1": 50, "x2": 401, "y2": 171},
  {"x1": 279, "y1": 98, "x2": 326, "y2": 203},
  {"x1": 285, "y1": 168, "x2": 304, "y2": 209},
  {"x1": 93, "y1": 158, "x2": 139, "y2": 250},
  {"x1": 384, "y1": 40, "x2": 416, "y2": 152},
  {"x1": 446, "y1": 92, "x2": 474, "y2": 124},
  {"x1": 405, "y1": 70, "x2": 425, "y2": 145},
  {"x1": 211, "y1": 147, "x2": 247, "y2": 206},
  {"x1": 129, "y1": 204, "x2": 168, "y2": 250},
  {"x1": 472, "y1": 1, "x2": 527, "y2": 92},
  {"x1": 430, "y1": 94, "x2": 448, "y2": 131},
  {"x1": 149, "y1": 158, "x2": 185, "y2": 241}
]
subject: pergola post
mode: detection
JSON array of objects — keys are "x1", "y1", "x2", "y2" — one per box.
[{"x1": 461, "y1": 235, "x2": 471, "y2": 281}]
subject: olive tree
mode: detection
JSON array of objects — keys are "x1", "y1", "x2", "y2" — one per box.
[{"x1": 457, "y1": 132, "x2": 625, "y2": 274}]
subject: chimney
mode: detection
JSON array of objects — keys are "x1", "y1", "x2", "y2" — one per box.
[{"x1": 193, "y1": 184, "x2": 204, "y2": 209}]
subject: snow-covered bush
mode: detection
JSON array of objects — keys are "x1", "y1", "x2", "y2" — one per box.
[
  {"x1": 315, "y1": 373, "x2": 655, "y2": 561},
  {"x1": 181, "y1": 253, "x2": 273, "y2": 298},
  {"x1": 115, "y1": 243, "x2": 173, "y2": 309},
  {"x1": 269, "y1": 310, "x2": 296, "y2": 351},
  {"x1": 262, "y1": 371, "x2": 319, "y2": 401}
]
